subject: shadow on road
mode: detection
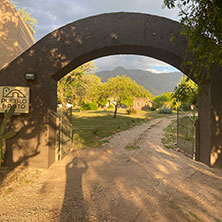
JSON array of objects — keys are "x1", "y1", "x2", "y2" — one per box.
[{"x1": 60, "y1": 157, "x2": 88, "y2": 222}]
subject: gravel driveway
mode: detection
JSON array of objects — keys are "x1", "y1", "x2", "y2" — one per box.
[{"x1": 0, "y1": 117, "x2": 221, "y2": 222}]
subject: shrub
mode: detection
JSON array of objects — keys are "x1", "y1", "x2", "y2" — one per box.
[
  {"x1": 82, "y1": 102, "x2": 98, "y2": 110},
  {"x1": 158, "y1": 104, "x2": 172, "y2": 114},
  {"x1": 150, "y1": 106, "x2": 157, "y2": 111},
  {"x1": 127, "y1": 107, "x2": 137, "y2": 115},
  {"x1": 107, "y1": 104, "x2": 113, "y2": 109},
  {"x1": 153, "y1": 94, "x2": 169, "y2": 109}
]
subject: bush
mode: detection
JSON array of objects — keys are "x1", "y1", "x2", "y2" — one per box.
[
  {"x1": 150, "y1": 106, "x2": 157, "y2": 111},
  {"x1": 107, "y1": 104, "x2": 113, "y2": 109},
  {"x1": 153, "y1": 94, "x2": 169, "y2": 109},
  {"x1": 180, "y1": 103, "x2": 192, "y2": 111},
  {"x1": 82, "y1": 102, "x2": 98, "y2": 110},
  {"x1": 127, "y1": 107, "x2": 137, "y2": 115},
  {"x1": 158, "y1": 104, "x2": 172, "y2": 114}
]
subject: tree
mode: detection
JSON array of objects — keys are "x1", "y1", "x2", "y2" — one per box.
[
  {"x1": 57, "y1": 61, "x2": 98, "y2": 111},
  {"x1": 152, "y1": 92, "x2": 172, "y2": 110},
  {"x1": 172, "y1": 76, "x2": 198, "y2": 109},
  {"x1": 163, "y1": 0, "x2": 222, "y2": 80},
  {"x1": 100, "y1": 75, "x2": 152, "y2": 118},
  {"x1": 72, "y1": 74, "x2": 101, "y2": 107},
  {"x1": 9, "y1": 1, "x2": 38, "y2": 33},
  {"x1": 18, "y1": 8, "x2": 38, "y2": 33}
]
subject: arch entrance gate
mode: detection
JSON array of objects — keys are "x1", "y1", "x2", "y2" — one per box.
[{"x1": 0, "y1": 12, "x2": 221, "y2": 168}]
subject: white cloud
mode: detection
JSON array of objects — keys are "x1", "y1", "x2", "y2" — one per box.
[
  {"x1": 12, "y1": 0, "x2": 179, "y2": 41},
  {"x1": 94, "y1": 55, "x2": 179, "y2": 73},
  {"x1": 11, "y1": 0, "x2": 181, "y2": 72}
]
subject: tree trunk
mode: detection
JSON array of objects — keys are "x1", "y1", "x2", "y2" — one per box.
[{"x1": 113, "y1": 105, "x2": 118, "y2": 118}]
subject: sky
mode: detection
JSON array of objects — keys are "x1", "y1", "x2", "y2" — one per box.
[{"x1": 11, "y1": 0, "x2": 180, "y2": 73}]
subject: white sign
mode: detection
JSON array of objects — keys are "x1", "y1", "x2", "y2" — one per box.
[{"x1": 0, "y1": 86, "x2": 30, "y2": 113}]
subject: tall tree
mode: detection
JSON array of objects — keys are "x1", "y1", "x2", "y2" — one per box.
[
  {"x1": 172, "y1": 76, "x2": 198, "y2": 109},
  {"x1": 57, "y1": 61, "x2": 97, "y2": 111},
  {"x1": 163, "y1": 0, "x2": 222, "y2": 80},
  {"x1": 9, "y1": 1, "x2": 38, "y2": 33},
  {"x1": 17, "y1": 8, "x2": 38, "y2": 33},
  {"x1": 100, "y1": 75, "x2": 152, "y2": 118},
  {"x1": 152, "y1": 92, "x2": 172, "y2": 110}
]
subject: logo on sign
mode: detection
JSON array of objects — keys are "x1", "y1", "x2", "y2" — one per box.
[
  {"x1": 0, "y1": 86, "x2": 30, "y2": 113},
  {"x1": 1, "y1": 87, "x2": 27, "y2": 110},
  {"x1": 3, "y1": 87, "x2": 26, "y2": 98}
]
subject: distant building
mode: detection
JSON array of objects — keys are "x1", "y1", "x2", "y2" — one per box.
[
  {"x1": 133, "y1": 98, "x2": 152, "y2": 110},
  {"x1": 0, "y1": 0, "x2": 34, "y2": 70}
]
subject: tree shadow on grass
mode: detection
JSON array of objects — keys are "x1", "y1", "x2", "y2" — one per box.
[{"x1": 72, "y1": 114, "x2": 147, "y2": 149}]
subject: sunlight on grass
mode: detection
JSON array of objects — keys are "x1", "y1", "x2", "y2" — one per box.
[
  {"x1": 161, "y1": 116, "x2": 197, "y2": 157},
  {"x1": 161, "y1": 120, "x2": 177, "y2": 149},
  {"x1": 125, "y1": 145, "x2": 140, "y2": 150},
  {"x1": 72, "y1": 108, "x2": 175, "y2": 149}
]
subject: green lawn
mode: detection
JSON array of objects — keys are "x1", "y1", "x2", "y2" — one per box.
[
  {"x1": 72, "y1": 108, "x2": 175, "y2": 149},
  {"x1": 178, "y1": 116, "x2": 197, "y2": 142},
  {"x1": 162, "y1": 115, "x2": 197, "y2": 157},
  {"x1": 161, "y1": 119, "x2": 177, "y2": 149}
]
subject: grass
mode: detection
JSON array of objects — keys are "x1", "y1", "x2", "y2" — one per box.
[
  {"x1": 162, "y1": 115, "x2": 198, "y2": 157},
  {"x1": 178, "y1": 116, "x2": 197, "y2": 142},
  {"x1": 186, "y1": 212, "x2": 201, "y2": 222},
  {"x1": 125, "y1": 145, "x2": 140, "y2": 150},
  {"x1": 72, "y1": 108, "x2": 175, "y2": 149},
  {"x1": 161, "y1": 120, "x2": 177, "y2": 149}
]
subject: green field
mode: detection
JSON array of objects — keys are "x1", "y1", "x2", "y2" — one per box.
[
  {"x1": 72, "y1": 108, "x2": 175, "y2": 149},
  {"x1": 162, "y1": 115, "x2": 197, "y2": 156}
]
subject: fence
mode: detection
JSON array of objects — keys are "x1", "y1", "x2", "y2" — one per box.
[
  {"x1": 56, "y1": 108, "x2": 73, "y2": 161},
  {"x1": 177, "y1": 108, "x2": 198, "y2": 160}
]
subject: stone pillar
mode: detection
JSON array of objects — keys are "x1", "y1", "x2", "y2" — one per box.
[
  {"x1": 198, "y1": 68, "x2": 222, "y2": 168},
  {"x1": 198, "y1": 80, "x2": 211, "y2": 165},
  {"x1": 1, "y1": 78, "x2": 58, "y2": 169},
  {"x1": 209, "y1": 68, "x2": 222, "y2": 168}
]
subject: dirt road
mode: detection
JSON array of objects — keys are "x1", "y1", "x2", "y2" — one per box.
[{"x1": 0, "y1": 117, "x2": 222, "y2": 222}]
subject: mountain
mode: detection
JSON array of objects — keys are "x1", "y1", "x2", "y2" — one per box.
[{"x1": 96, "y1": 66, "x2": 183, "y2": 96}]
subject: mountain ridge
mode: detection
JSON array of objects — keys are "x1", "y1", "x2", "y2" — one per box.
[{"x1": 95, "y1": 66, "x2": 183, "y2": 96}]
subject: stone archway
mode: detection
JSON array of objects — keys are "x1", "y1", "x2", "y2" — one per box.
[{"x1": 0, "y1": 12, "x2": 221, "y2": 168}]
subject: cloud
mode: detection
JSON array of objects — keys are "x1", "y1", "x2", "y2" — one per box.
[
  {"x1": 94, "y1": 55, "x2": 179, "y2": 73},
  {"x1": 11, "y1": 0, "x2": 181, "y2": 72},
  {"x1": 12, "y1": 0, "x2": 179, "y2": 41},
  {"x1": 94, "y1": 55, "x2": 150, "y2": 71}
]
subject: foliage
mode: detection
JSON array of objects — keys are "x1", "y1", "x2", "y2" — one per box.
[
  {"x1": 162, "y1": 115, "x2": 198, "y2": 156},
  {"x1": 163, "y1": 0, "x2": 222, "y2": 80},
  {"x1": 9, "y1": 1, "x2": 38, "y2": 33},
  {"x1": 100, "y1": 75, "x2": 152, "y2": 118},
  {"x1": 161, "y1": 119, "x2": 177, "y2": 149},
  {"x1": 57, "y1": 61, "x2": 99, "y2": 111},
  {"x1": 18, "y1": 8, "x2": 38, "y2": 33},
  {"x1": 158, "y1": 104, "x2": 173, "y2": 114},
  {"x1": 97, "y1": 67, "x2": 182, "y2": 96},
  {"x1": 125, "y1": 145, "x2": 140, "y2": 150},
  {"x1": 82, "y1": 102, "x2": 98, "y2": 111},
  {"x1": 127, "y1": 107, "x2": 137, "y2": 115},
  {"x1": 107, "y1": 104, "x2": 113, "y2": 109},
  {"x1": 71, "y1": 109, "x2": 164, "y2": 149},
  {"x1": 0, "y1": 104, "x2": 16, "y2": 167},
  {"x1": 152, "y1": 92, "x2": 172, "y2": 110},
  {"x1": 172, "y1": 77, "x2": 198, "y2": 109}
]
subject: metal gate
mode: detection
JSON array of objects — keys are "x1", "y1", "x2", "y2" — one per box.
[
  {"x1": 56, "y1": 108, "x2": 72, "y2": 161},
  {"x1": 177, "y1": 109, "x2": 199, "y2": 160}
]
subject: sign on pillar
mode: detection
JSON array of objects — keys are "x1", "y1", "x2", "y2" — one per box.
[{"x1": 0, "y1": 86, "x2": 30, "y2": 113}]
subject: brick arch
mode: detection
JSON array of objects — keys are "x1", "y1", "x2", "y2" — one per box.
[{"x1": 0, "y1": 12, "x2": 221, "y2": 168}]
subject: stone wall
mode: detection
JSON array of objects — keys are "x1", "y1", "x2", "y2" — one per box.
[{"x1": 0, "y1": 0, "x2": 34, "y2": 70}]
